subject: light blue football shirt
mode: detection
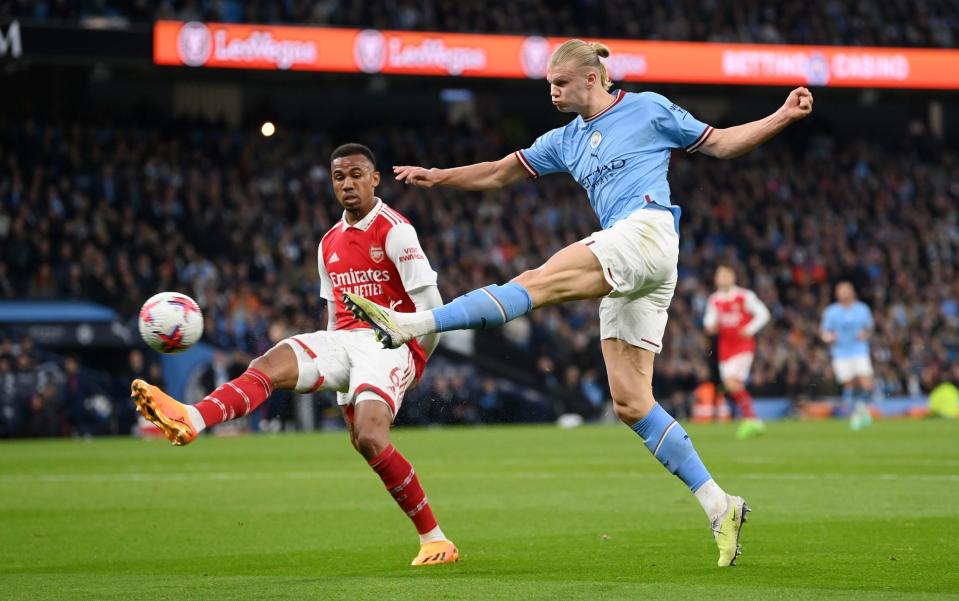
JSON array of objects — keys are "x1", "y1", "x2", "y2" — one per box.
[
  {"x1": 821, "y1": 301, "x2": 874, "y2": 359},
  {"x1": 515, "y1": 90, "x2": 713, "y2": 232}
]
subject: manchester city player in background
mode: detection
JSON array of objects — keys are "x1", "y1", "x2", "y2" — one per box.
[
  {"x1": 345, "y1": 39, "x2": 813, "y2": 567},
  {"x1": 821, "y1": 281, "x2": 876, "y2": 430}
]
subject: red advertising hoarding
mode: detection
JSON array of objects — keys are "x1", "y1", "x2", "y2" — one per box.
[{"x1": 154, "y1": 20, "x2": 959, "y2": 89}]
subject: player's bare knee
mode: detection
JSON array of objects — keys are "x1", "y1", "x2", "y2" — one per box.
[
  {"x1": 513, "y1": 268, "x2": 575, "y2": 307},
  {"x1": 248, "y1": 354, "x2": 269, "y2": 373},
  {"x1": 611, "y1": 398, "x2": 644, "y2": 425},
  {"x1": 353, "y1": 427, "x2": 389, "y2": 460},
  {"x1": 611, "y1": 386, "x2": 656, "y2": 425},
  {"x1": 512, "y1": 269, "x2": 548, "y2": 303},
  {"x1": 249, "y1": 345, "x2": 297, "y2": 390},
  {"x1": 512, "y1": 268, "x2": 539, "y2": 288}
]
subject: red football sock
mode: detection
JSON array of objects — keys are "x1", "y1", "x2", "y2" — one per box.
[
  {"x1": 730, "y1": 389, "x2": 757, "y2": 419},
  {"x1": 368, "y1": 444, "x2": 438, "y2": 535},
  {"x1": 195, "y1": 368, "x2": 273, "y2": 427}
]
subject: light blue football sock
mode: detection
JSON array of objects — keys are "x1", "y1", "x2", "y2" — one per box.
[
  {"x1": 631, "y1": 403, "x2": 712, "y2": 492},
  {"x1": 431, "y1": 283, "x2": 533, "y2": 332},
  {"x1": 842, "y1": 386, "x2": 855, "y2": 415}
]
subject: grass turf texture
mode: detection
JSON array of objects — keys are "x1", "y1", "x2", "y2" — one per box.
[{"x1": 2, "y1": 420, "x2": 958, "y2": 600}]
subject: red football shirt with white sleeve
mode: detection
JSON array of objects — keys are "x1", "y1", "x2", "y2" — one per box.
[
  {"x1": 318, "y1": 199, "x2": 437, "y2": 378},
  {"x1": 703, "y1": 286, "x2": 770, "y2": 361}
]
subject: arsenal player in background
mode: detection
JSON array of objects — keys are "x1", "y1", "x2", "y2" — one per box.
[
  {"x1": 703, "y1": 264, "x2": 770, "y2": 439},
  {"x1": 130, "y1": 143, "x2": 458, "y2": 567}
]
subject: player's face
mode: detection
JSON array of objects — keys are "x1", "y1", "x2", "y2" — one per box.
[
  {"x1": 331, "y1": 155, "x2": 380, "y2": 216},
  {"x1": 546, "y1": 63, "x2": 592, "y2": 113},
  {"x1": 715, "y1": 267, "x2": 735, "y2": 289},
  {"x1": 836, "y1": 283, "x2": 855, "y2": 303}
]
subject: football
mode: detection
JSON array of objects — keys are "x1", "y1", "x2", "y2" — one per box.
[{"x1": 137, "y1": 292, "x2": 204, "y2": 353}]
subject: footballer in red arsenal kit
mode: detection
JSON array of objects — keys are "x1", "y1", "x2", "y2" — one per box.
[
  {"x1": 703, "y1": 265, "x2": 770, "y2": 439},
  {"x1": 130, "y1": 143, "x2": 458, "y2": 566}
]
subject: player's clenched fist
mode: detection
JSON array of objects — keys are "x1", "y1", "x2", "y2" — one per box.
[
  {"x1": 393, "y1": 165, "x2": 437, "y2": 188},
  {"x1": 780, "y1": 87, "x2": 814, "y2": 122}
]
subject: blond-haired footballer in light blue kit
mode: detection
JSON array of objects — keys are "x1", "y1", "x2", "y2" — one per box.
[{"x1": 345, "y1": 39, "x2": 813, "y2": 567}]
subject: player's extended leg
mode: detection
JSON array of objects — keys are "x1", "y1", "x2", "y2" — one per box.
[
  {"x1": 724, "y1": 377, "x2": 766, "y2": 440},
  {"x1": 854, "y1": 374, "x2": 875, "y2": 428},
  {"x1": 345, "y1": 396, "x2": 458, "y2": 566},
  {"x1": 602, "y1": 338, "x2": 749, "y2": 567},
  {"x1": 840, "y1": 376, "x2": 866, "y2": 430},
  {"x1": 131, "y1": 344, "x2": 296, "y2": 445},
  {"x1": 344, "y1": 242, "x2": 610, "y2": 348}
]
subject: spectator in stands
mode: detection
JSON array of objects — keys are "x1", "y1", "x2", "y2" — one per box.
[
  {"x1": 0, "y1": 355, "x2": 20, "y2": 436},
  {"x1": 62, "y1": 356, "x2": 92, "y2": 436},
  {"x1": 9, "y1": 0, "x2": 956, "y2": 48}
]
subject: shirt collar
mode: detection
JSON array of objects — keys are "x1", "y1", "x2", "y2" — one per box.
[
  {"x1": 341, "y1": 197, "x2": 383, "y2": 232},
  {"x1": 578, "y1": 89, "x2": 626, "y2": 129}
]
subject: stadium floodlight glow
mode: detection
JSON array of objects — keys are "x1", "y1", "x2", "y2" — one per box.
[
  {"x1": 154, "y1": 20, "x2": 959, "y2": 90},
  {"x1": 261, "y1": 121, "x2": 276, "y2": 137}
]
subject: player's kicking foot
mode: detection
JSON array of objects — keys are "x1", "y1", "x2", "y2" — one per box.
[
  {"x1": 850, "y1": 401, "x2": 869, "y2": 431},
  {"x1": 712, "y1": 494, "x2": 749, "y2": 567},
  {"x1": 131, "y1": 379, "x2": 199, "y2": 446},
  {"x1": 736, "y1": 418, "x2": 767, "y2": 440},
  {"x1": 342, "y1": 292, "x2": 413, "y2": 349},
  {"x1": 411, "y1": 540, "x2": 459, "y2": 566}
]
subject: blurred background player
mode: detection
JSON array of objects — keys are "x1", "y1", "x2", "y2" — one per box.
[
  {"x1": 821, "y1": 281, "x2": 876, "y2": 430},
  {"x1": 703, "y1": 265, "x2": 771, "y2": 439},
  {"x1": 131, "y1": 143, "x2": 458, "y2": 566},
  {"x1": 345, "y1": 39, "x2": 813, "y2": 567}
]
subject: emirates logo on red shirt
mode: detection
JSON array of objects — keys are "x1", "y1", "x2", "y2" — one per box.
[{"x1": 369, "y1": 244, "x2": 385, "y2": 263}]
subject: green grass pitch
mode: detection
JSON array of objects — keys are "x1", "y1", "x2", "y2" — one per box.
[{"x1": 3, "y1": 419, "x2": 958, "y2": 600}]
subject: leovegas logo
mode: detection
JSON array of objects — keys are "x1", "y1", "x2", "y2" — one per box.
[
  {"x1": 354, "y1": 29, "x2": 386, "y2": 73},
  {"x1": 602, "y1": 52, "x2": 648, "y2": 80},
  {"x1": 520, "y1": 36, "x2": 646, "y2": 81},
  {"x1": 176, "y1": 21, "x2": 317, "y2": 69},
  {"x1": 177, "y1": 22, "x2": 213, "y2": 66},
  {"x1": 353, "y1": 30, "x2": 487, "y2": 75},
  {"x1": 520, "y1": 36, "x2": 550, "y2": 79}
]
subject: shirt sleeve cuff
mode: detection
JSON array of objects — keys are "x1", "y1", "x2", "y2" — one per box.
[{"x1": 514, "y1": 150, "x2": 539, "y2": 179}]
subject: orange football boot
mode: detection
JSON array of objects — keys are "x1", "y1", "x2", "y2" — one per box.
[
  {"x1": 410, "y1": 540, "x2": 459, "y2": 567},
  {"x1": 131, "y1": 379, "x2": 199, "y2": 446}
]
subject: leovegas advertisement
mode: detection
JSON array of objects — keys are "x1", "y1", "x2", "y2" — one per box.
[{"x1": 154, "y1": 20, "x2": 959, "y2": 89}]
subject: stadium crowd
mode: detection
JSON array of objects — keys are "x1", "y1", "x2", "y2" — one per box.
[
  {"x1": 2, "y1": 112, "x2": 958, "y2": 435},
  {"x1": 4, "y1": 0, "x2": 958, "y2": 48}
]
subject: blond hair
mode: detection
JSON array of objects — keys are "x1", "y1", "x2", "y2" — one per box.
[{"x1": 548, "y1": 39, "x2": 613, "y2": 90}]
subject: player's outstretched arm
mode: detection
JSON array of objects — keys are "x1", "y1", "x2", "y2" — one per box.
[
  {"x1": 393, "y1": 154, "x2": 528, "y2": 191},
  {"x1": 699, "y1": 87, "x2": 813, "y2": 160}
]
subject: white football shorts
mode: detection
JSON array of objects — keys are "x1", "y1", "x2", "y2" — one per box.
[
  {"x1": 832, "y1": 355, "x2": 874, "y2": 384},
  {"x1": 582, "y1": 207, "x2": 679, "y2": 353},
  {"x1": 719, "y1": 352, "x2": 754, "y2": 382},
  {"x1": 280, "y1": 328, "x2": 416, "y2": 419}
]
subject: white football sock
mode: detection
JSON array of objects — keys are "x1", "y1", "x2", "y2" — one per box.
[
  {"x1": 185, "y1": 404, "x2": 206, "y2": 433},
  {"x1": 418, "y1": 525, "x2": 447, "y2": 545},
  {"x1": 694, "y1": 479, "x2": 728, "y2": 522},
  {"x1": 398, "y1": 310, "x2": 437, "y2": 339}
]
